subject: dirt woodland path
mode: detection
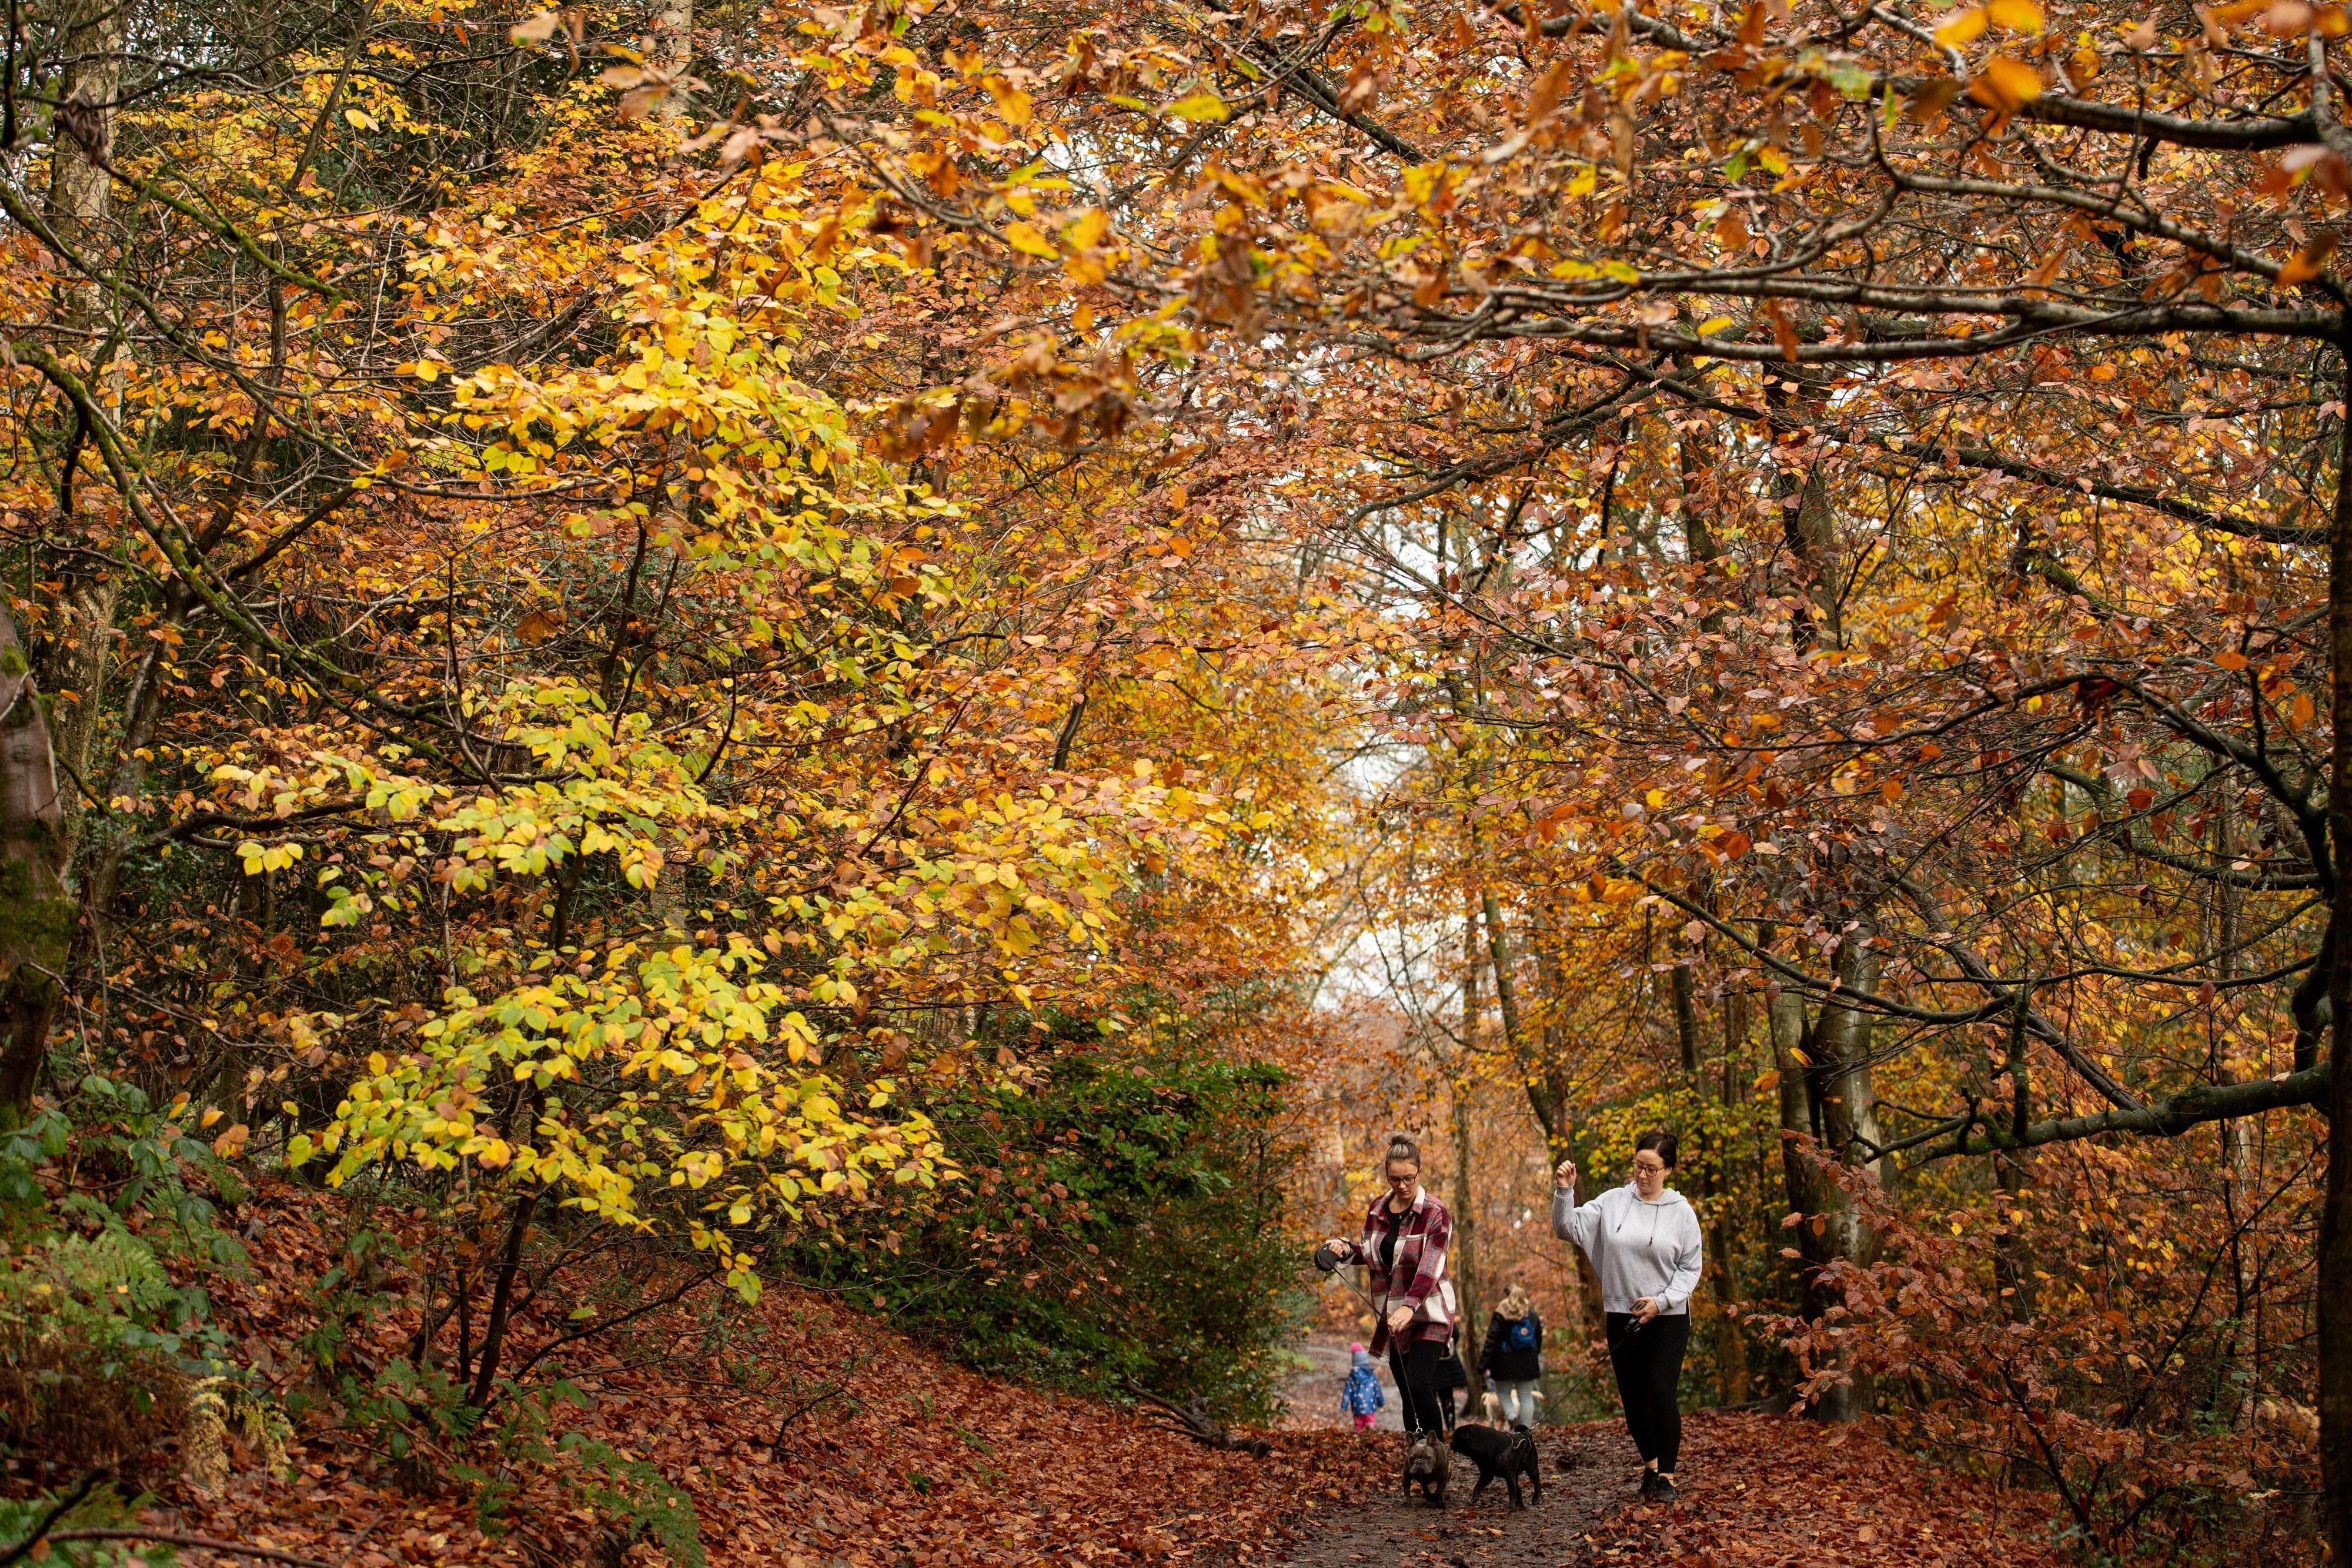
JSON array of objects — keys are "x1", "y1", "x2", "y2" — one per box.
[
  {"x1": 1261, "y1": 1338, "x2": 2070, "y2": 1568},
  {"x1": 1272, "y1": 1423, "x2": 1639, "y2": 1568},
  {"x1": 1269, "y1": 1335, "x2": 1652, "y2": 1567}
]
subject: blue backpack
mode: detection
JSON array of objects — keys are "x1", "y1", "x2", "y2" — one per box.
[{"x1": 1503, "y1": 1315, "x2": 1538, "y2": 1353}]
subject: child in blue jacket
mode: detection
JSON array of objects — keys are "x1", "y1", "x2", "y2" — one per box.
[{"x1": 1341, "y1": 1342, "x2": 1385, "y2": 1431}]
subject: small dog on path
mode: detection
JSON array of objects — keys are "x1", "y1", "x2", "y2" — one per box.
[
  {"x1": 1451, "y1": 1413, "x2": 1542, "y2": 1509},
  {"x1": 1402, "y1": 1430, "x2": 1449, "y2": 1505}
]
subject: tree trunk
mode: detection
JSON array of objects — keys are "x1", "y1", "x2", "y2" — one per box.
[
  {"x1": 1993, "y1": 986, "x2": 2038, "y2": 1322},
  {"x1": 2318, "y1": 343, "x2": 2352, "y2": 1566},
  {"x1": 1803, "y1": 931, "x2": 1889, "y2": 1422},
  {"x1": 1712, "y1": 981, "x2": 1751, "y2": 1403},
  {"x1": 1452, "y1": 1078, "x2": 1480, "y2": 1405},
  {"x1": 0, "y1": 606, "x2": 72, "y2": 1128},
  {"x1": 41, "y1": 0, "x2": 131, "y2": 875},
  {"x1": 1670, "y1": 962, "x2": 1702, "y2": 1076},
  {"x1": 1763, "y1": 924, "x2": 1816, "y2": 1223},
  {"x1": 468, "y1": 1189, "x2": 540, "y2": 1407},
  {"x1": 47, "y1": 0, "x2": 126, "y2": 255},
  {"x1": 1456, "y1": 888, "x2": 1482, "y2": 1403},
  {"x1": 1479, "y1": 888, "x2": 1525, "y2": 1057}
]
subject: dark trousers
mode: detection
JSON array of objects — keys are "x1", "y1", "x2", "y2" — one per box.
[
  {"x1": 1605, "y1": 1312, "x2": 1690, "y2": 1473},
  {"x1": 1388, "y1": 1337, "x2": 1448, "y2": 1436}
]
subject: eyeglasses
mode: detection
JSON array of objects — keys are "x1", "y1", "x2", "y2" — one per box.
[
  {"x1": 1631, "y1": 1159, "x2": 1668, "y2": 1176},
  {"x1": 1387, "y1": 1171, "x2": 1419, "y2": 1187}
]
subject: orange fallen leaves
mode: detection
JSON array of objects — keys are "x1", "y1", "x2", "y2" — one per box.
[
  {"x1": 1582, "y1": 1413, "x2": 2070, "y2": 1568},
  {"x1": 145, "y1": 1181, "x2": 1394, "y2": 1567}
]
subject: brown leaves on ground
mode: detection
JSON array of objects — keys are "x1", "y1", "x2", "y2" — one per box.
[
  {"x1": 1582, "y1": 1412, "x2": 2066, "y2": 1568},
  {"x1": 134, "y1": 1186, "x2": 1396, "y2": 1567}
]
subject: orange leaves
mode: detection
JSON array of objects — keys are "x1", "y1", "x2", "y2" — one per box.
[
  {"x1": 2270, "y1": 143, "x2": 2351, "y2": 202},
  {"x1": 1524, "y1": 56, "x2": 1576, "y2": 129},
  {"x1": 1931, "y1": 5, "x2": 1990, "y2": 44},
  {"x1": 2276, "y1": 234, "x2": 2338, "y2": 285},
  {"x1": 1933, "y1": 0, "x2": 2040, "y2": 45},
  {"x1": 1967, "y1": 54, "x2": 2046, "y2": 112}
]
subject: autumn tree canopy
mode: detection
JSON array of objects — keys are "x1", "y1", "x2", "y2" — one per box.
[{"x1": 1, "y1": 0, "x2": 2348, "y2": 1557}]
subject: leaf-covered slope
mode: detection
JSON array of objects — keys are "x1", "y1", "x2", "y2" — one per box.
[{"x1": 146, "y1": 1179, "x2": 1387, "y2": 1567}]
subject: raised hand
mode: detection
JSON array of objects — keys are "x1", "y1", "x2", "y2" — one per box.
[{"x1": 1553, "y1": 1158, "x2": 1577, "y2": 1191}]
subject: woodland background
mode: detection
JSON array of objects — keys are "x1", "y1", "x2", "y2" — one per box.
[{"x1": 0, "y1": 0, "x2": 2341, "y2": 1561}]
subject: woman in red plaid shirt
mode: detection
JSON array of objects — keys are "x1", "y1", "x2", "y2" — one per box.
[{"x1": 1319, "y1": 1135, "x2": 1455, "y2": 1439}]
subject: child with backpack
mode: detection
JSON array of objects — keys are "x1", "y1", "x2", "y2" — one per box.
[
  {"x1": 1478, "y1": 1283, "x2": 1545, "y2": 1426},
  {"x1": 1341, "y1": 1342, "x2": 1385, "y2": 1430}
]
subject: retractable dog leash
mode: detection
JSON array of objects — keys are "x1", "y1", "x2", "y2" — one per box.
[{"x1": 1311, "y1": 1241, "x2": 1383, "y2": 1316}]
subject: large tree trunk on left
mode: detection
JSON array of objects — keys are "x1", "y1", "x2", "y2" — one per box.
[
  {"x1": 41, "y1": 0, "x2": 131, "y2": 877},
  {"x1": 0, "y1": 606, "x2": 72, "y2": 1128}
]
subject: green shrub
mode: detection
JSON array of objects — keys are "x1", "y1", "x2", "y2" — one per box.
[{"x1": 797, "y1": 1010, "x2": 1311, "y2": 1422}]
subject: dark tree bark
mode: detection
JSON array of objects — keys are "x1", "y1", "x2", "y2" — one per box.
[
  {"x1": 0, "y1": 606, "x2": 71, "y2": 1128},
  {"x1": 2320, "y1": 343, "x2": 2352, "y2": 1567},
  {"x1": 468, "y1": 1189, "x2": 540, "y2": 1407}
]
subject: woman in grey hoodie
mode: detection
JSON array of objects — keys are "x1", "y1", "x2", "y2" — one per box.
[{"x1": 1551, "y1": 1129, "x2": 1703, "y2": 1502}]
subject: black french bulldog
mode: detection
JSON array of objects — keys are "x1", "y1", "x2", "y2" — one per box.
[{"x1": 1449, "y1": 1420, "x2": 1542, "y2": 1509}]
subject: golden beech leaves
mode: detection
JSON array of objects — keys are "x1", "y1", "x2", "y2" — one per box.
[
  {"x1": 13, "y1": 0, "x2": 2348, "y2": 1544},
  {"x1": 293, "y1": 937, "x2": 948, "y2": 1300}
]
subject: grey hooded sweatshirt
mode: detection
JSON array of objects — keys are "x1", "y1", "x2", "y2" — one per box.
[{"x1": 1550, "y1": 1179, "x2": 1705, "y2": 1316}]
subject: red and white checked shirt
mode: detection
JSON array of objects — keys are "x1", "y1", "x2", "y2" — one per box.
[{"x1": 1334, "y1": 1185, "x2": 1454, "y2": 1355}]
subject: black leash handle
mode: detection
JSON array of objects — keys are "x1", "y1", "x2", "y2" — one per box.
[{"x1": 1312, "y1": 1242, "x2": 1382, "y2": 1316}]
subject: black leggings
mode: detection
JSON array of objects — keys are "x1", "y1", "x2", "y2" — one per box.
[
  {"x1": 1605, "y1": 1312, "x2": 1690, "y2": 1473},
  {"x1": 1388, "y1": 1338, "x2": 1448, "y2": 1436}
]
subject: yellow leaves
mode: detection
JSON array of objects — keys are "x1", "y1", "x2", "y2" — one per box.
[
  {"x1": 1933, "y1": 3, "x2": 1990, "y2": 39},
  {"x1": 1165, "y1": 90, "x2": 1230, "y2": 122},
  {"x1": 343, "y1": 108, "x2": 380, "y2": 132},
  {"x1": 303, "y1": 937, "x2": 944, "y2": 1238},
  {"x1": 1986, "y1": 0, "x2": 2047, "y2": 30},
  {"x1": 238, "y1": 840, "x2": 304, "y2": 874},
  {"x1": 984, "y1": 76, "x2": 1033, "y2": 125},
  {"x1": 1004, "y1": 221, "x2": 1058, "y2": 259}
]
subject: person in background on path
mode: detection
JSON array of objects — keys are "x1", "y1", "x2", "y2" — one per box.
[
  {"x1": 1342, "y1": 1343, "x2": 1385, "y2": 1432},
  {"x1": 1551, "y1": 1131, "x2": 1704, "y2": 1503},
  {"x1": 1478, "y1": 1282, "x2": 1545, "y2": 1427},
  {"x1": 1433, "y1": 1323, "x2": 1468, "y2": 1432},
  {"x1": 1317, "y1": 1135, "x2": 1456, "y2": 1443}
]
